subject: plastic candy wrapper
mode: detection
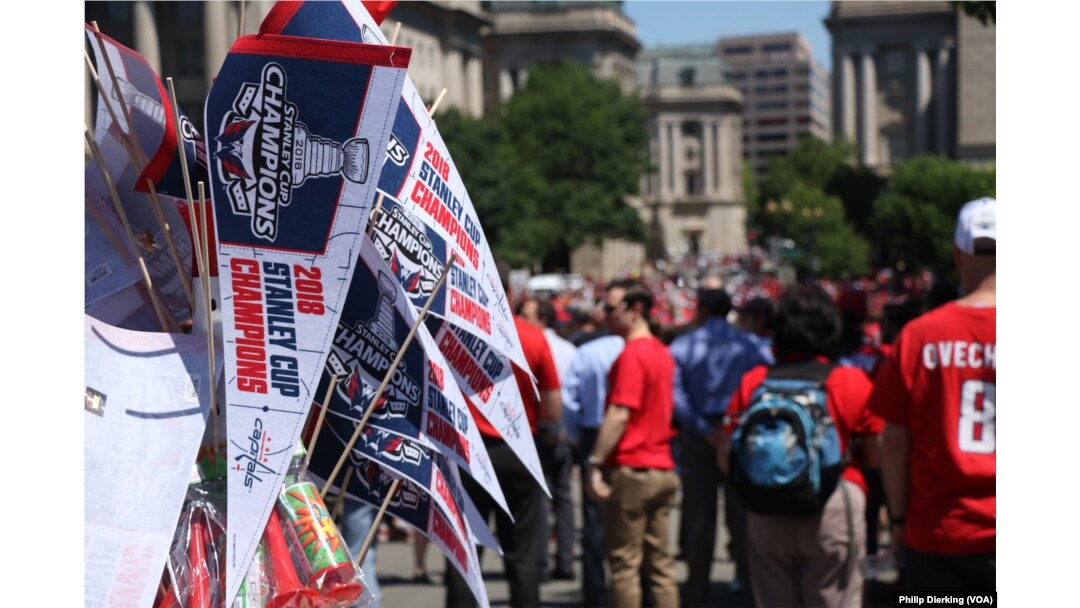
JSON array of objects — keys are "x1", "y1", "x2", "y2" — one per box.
[
  {"x1": 158, "y1": 448, "x2": 373, "y2": 607},
  {"x1": 157, "y1": 481, "x2": 227, "y2": 608}
]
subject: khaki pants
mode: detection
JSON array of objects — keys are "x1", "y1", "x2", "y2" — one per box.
[
  {"x1": 746, "y1": 480, "x2": 866, "y2": 608},
  {"x1": 601, "y1": 467, "x2": 680, "y2": 608}
]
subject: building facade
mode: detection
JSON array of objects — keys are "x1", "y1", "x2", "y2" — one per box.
[
  {"x1": 482, "y1": 1, "x2": 646, "y2": 279},
  {"x1": 84, "y1": 0, "x2": 488, "y2": 131},
  {"x1": 826, "y1": 1, "x2": 995, "y2": 169},
  {"x1": 717, "y1": 32, "x2": 832, "y2": 181},
  {"x1": 637, "y1": 46, "x2": 747, "y2": 262}
]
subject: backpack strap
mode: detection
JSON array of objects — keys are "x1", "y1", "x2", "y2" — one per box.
[{"x1": 764, "y1": 359, "x2": 836, "y2": 384}]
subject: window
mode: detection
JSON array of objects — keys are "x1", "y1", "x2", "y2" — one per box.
[
  {"x1": 772, "y1": 84, "x2": 788, "y2": 94},
  {"x1": 755, "y1": 85, "x2": 772, "y2": 96},
  {"x1": 679, "y1": 67, "x2": 695, "y2": 87},
  {"x1": 755, "y1": 69, "x2": 770, "y2": 80},
  {"x1": 757, "y1": 117, "x2": 787, "y2": 127},
  {"x1": 757, "y1": 100, "x2": 788, "y2": 111},
  {"x1": 724, "y1": 45, "x2": 754, "y2": 56},
  {"x1": 762, "y1": 42, "x2": 792, "y2": 53},
  {"x1": 757, "y1": 133, "x2": 788, "y2": 143},
  {"x1": 685, "y1": 172, "x2": 702, "y2": 196},
  {"x1": 884, "y1": 50, "x2": 908, "y2": 75},
  {"x1": 728, "y1": 71, "x2": 747, "y2": 81},
  {"x1": 773, "y1": 68, "x2": 788, "y2": 78}
]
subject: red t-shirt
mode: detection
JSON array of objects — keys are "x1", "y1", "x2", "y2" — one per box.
[
  {"x1": 724, "y1": 359, "x2": 882, "y2": 496},
  {"x1": 605, "y1": 336, "x2": 676, "y2": 470},
  {"x1": 473, "y1": 316, "x2": 560, "y2": 438},
  {"x1": 869, "y1": 302, "x2": 996, "y2": 554}
]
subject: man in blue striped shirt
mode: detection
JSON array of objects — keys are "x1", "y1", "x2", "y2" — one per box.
[{"x1": 669, "y1": 287, "x2": 774, "y2": 605}]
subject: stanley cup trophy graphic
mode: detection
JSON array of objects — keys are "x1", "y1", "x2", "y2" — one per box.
[
  {"x1": 214, "y1": 63, "x2": 370, "y2": 241},
  {"x1": 112, "y1": 77, "x2": 166, "y2": 126},
  {"x1": 369, "y1": 272, "x2": 400, "y2": 352}
]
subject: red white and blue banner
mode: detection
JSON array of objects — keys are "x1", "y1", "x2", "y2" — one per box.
[
  {"x1": 319, "y1": 237, "x2": 507, "y2": 513},
  {"x1": 259, "y1": 0, "x2": 547, "y2": 494},
  {"x1": 343, "y1": 459, "x2": 491, "y2": 608},
  {"x1": 308, "y1": 415, "x2": 499, "y2": 553},
  {"x1": 205, "y1": 33, "x2": 409, "y2": 605},
  {"x1": 85, "y1": 25, "x2": 208, "y2": 202},
  {"x1": 84, "y1": 316, "x2": 213, "y2": 608}
]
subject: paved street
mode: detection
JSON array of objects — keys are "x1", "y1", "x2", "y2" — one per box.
[{"x1": 362, "y1": 471, "x2": 743, "y2": 608}]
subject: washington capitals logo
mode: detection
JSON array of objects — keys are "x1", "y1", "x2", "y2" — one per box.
[
  {"x1": 213, "y1": 62, "x2": 370, "y2": 241},
  {"x1": 371, "y1": 202, "x2": 445, "y2": 297},
  {"x1": 358, "y1": 427, "x2": 428, "y2": 466}
]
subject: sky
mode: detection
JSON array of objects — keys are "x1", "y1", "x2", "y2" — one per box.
[{"x1": 622, "y1": 1, "x2": 833, "y2": 71}]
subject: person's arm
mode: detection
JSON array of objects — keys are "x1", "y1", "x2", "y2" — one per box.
[
  {"x1": 585, "y1": 404, "x2": 631, "y2": 501},
  {"x1": 670, "y1": 339, "x2": 711, "y2": 439},
  {"x1": 880, "y1": 422, "x2": 912, "y2": 548}
]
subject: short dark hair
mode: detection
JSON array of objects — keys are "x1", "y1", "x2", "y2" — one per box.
[
  {"x1": 621, "y1": 287, "x2": 654, "y2": 319},
  {"x1": 536, "y1": 299, "x2": 557, "y2": 326},
  {"x1": 773, "y1": 284, "x2": 841, "y2": 358},
  {"x1": 697, "y1": 289, "x2": 732, "y2": 318}
]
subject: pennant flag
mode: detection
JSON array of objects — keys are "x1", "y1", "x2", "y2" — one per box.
[
  {"x1": 345, "y1": 460, "x2": 490, "y2": 608},
  {"x1": 85, "y1": 131, "x2": 195, "y2": 328},
  {"x1": 205, "y1": 33, "x2": 409, "y2": 606},
  {"x1": 308, "y1": 411, "x2": 500, "y2": 553},
  {"x1": 259, "y1": 0, "x2": 548, "y2": 496},
  {"x1": 85, "y1": 205, "x2": 139, "y2": 312},
  {"x1": 318, "y1": 237, "x2": 507, "y2": 513},
  {"x1": 84, "y1": 316, "x2": 213, "y2": 608},
  {"x1": 86, "y1": 25, "x2": 208, "y2": 201}
]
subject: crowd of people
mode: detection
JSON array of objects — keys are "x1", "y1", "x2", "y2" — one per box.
[
  {"x1": 465, "y1": 197, "x2": 996, "y2": 608},
  {"x1": 342, "y1": 198, "x2": 995, "y2": 608}
]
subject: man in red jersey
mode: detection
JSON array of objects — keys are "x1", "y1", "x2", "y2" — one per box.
[
  {"x1": 585, "y1": 286, "x2": 679, "y2": 608},
  {"x1": 869, "y1": 197, "x2": 996, "y2": 594},
  {"x1": 445, "y1": 262, "x2": 562, "y2": 608}
]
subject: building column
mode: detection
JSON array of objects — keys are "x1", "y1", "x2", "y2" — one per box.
[
  {"x1": 446, "y1": 47, "x2": 464, "y2": 109},
  {"x1": 671, "y1": 118, "x2": 684, "y2": 199},
  {"x1": 935, "y1": 45, "x2": 952, "y2": 155},
  {"x1": 133, "y1": 1, "x2": 160, "y2": 74},
  {"x1": 465, "y1": 54, "x2": 483, "y2": 117},
  {"x1": 499, "y1": 68, "x2": 513, "y2": 102},
  {"x1": 658, "y1": 119, "x2": 670, "y2": 199},
  {"x1": 204, "y1": 0, "x2": 231, "y2": 88},
  {"x1": 839, "y1": 52, "x2": 857, "y2": 142},
  {"x1": 702, "y1": 119, "x2": 715, "y2": 197},
  {"x1": 915, "y1": 43, "x2": 932, "y2": 154},
  {"x1": 859, "y1": 48, "x2": 878, "y2": 166}
]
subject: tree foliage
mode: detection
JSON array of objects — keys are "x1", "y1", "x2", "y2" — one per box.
[
  {"x1": 869, "y1": 156, "x2": 995, "y2": 276},
  {"x1": 757, "y1": 137, "x2": 875, "y2": 278},
  {"x1": 951, "y1": 1, "x2": 995, "y2": 25},
  {"x1": 438, "y1": 62, "x2": 650, "y2": 269},
  {"x1": 499, "y1": 61, "x2": 650, "y2": 267}
]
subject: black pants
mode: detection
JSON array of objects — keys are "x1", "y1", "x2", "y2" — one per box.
[
  {"x1": 904, "y1": 546, "x2": 995, "y2": 595},
  {"x1": 539, "y1": 437, "x2": 575, "y2": 573},
  {"x1": 445, "y1": 436, "x2": 547, "y2": 608},
  {"x1": 679, "y1": 431, "x2": 749, "y2": 606},
  {"x1": 572, "y1": 427, "x2": 608, "y2": 606}
]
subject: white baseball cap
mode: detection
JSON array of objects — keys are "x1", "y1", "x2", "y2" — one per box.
[{"x1": 954, "y1": 197, "x2": 996, "y2": 255}]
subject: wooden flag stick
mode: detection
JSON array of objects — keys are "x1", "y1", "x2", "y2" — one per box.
[
  {"x1": 86, "y1": 127, "x2": 173, "y2": 333},
  {"x1": 301, "y1": 375, "x2": 342, "y2": 475},
  {"x1": 332, "y1": 465, "x2": 354, "y2": 523},
  {"x1": 366, "y1": 88, "x2": 446, "y2": 238},
  {"x1": 85, "y1": 38, "x2": 196, "y2": 311},
  {"x1": 389, "y1": 22, "x2": 402, "y2": 46},
  {"x1": 428, "y1": 88, "x2": 448, "y2": 117},
  {"x1": 366, "y1": 192, "x2": 386, "y2": 239},
  {"x1": 85, "y1": 198, "x2": 135, "y2": 267},
  {"x1": 238, "y1": 0, "x2": 246, "y2": 39},
  {"x1": 165, "y1": 78, "x2": 199, "y2": 225},
  {"x1": 197, "y1": 182, "x2": 219, "y2": 453},
  {"x1": 356, "y1": 478, "x2": 401, "y2": 567},
  {"x1": 320, "y1": 252, "x2": 460, "y2": 498}
]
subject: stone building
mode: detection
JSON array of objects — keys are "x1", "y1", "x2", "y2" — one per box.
[
  {"x1": 717, "y1": 32, "x2": 832, "y2": 182},
  {"x1": 84, "y1": 0, "x2": 487, "y2": 130},
  {"x1": 636, "y1": 45, "x2": 747, "y2": 262},
  {"x1": 826, "y1": 0, "x2": 996, "y2": 170}
]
